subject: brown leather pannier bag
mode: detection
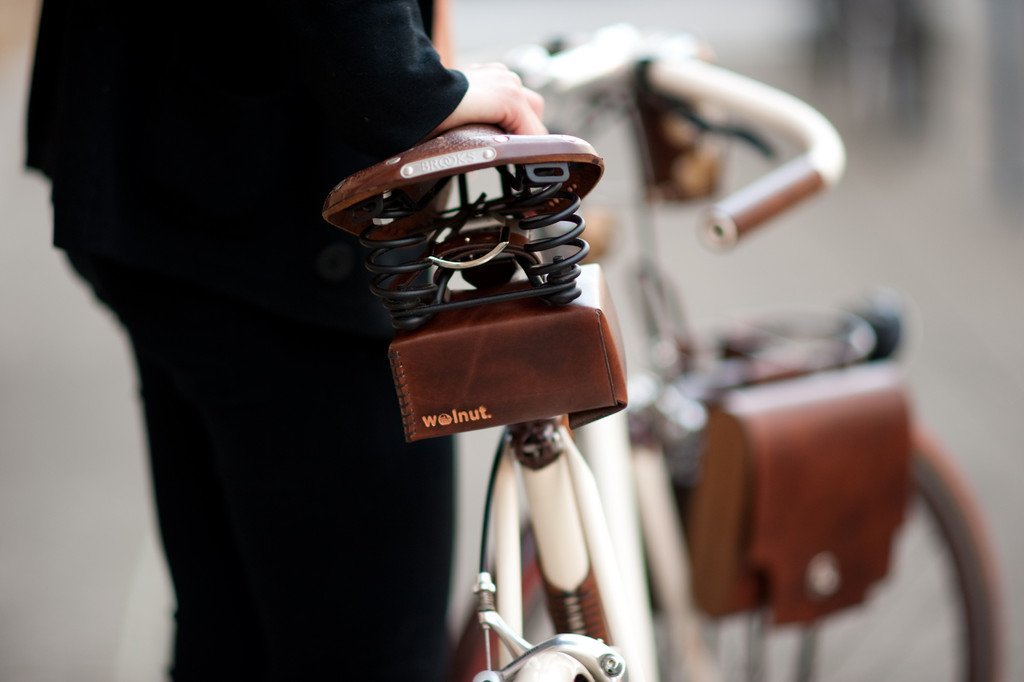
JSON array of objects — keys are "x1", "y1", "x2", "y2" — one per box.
[
  {"x1": 686, "y1": 362, "x2": 912, "y2": 624},
  {"x1": 634, "y1": 86, "x2": 722, "y2": 202},
  {"x1": 388, "y1": 264, "x2": 627, "y2": 442}
]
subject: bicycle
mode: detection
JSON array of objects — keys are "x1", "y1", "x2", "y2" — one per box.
[
  {"x1": 323, "y1": 124, "x2": 658, "y2": 680},
  {"x1": 503, "y1": 24, "x2": 1003, "y2": 682},
  {"x1": 319, "y1": 26, "x2": 1003, "y2": 682}
]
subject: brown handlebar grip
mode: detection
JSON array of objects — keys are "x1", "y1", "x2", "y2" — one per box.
[{"x1": 701, "y1": 155, "x2": 825, "y2": 250}]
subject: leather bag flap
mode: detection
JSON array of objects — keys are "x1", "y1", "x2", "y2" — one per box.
[{"x1": 688, "y1": 363, "x2": 912, "y2": 623}]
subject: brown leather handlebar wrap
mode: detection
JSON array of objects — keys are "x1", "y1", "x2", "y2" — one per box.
[
  {"x1": 687, "y1": 362, "x2": 912, "y2": 624},
  {"x1": 705, "y1": 156, "x2": 824, "y2": 248},
  {"x1": 387, "y1": 264, "x2": 627, "y2": 442}
]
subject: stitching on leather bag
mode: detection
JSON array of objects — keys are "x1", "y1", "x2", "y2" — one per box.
[
  {"x1": 388, "y1": 349, "x2": 417, "y2": 439},
  {"x1": 594, "y1": 309, "x2": 616, "y2": 403}
]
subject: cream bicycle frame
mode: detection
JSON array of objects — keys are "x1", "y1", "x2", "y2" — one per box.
[
  {"x1": 466, "y1": 25, "x2": 849, "y2": 680},
  {"x1": 489, "y1": 421, "x2": 652, "y2": 681},
  {"x1": 483, "y1": 415, "x2": 717, "y2": 682}
]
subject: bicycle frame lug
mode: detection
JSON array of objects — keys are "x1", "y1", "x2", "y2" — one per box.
[{"x1": 508, "y1": 419, "x2": 565, "y2": 470}]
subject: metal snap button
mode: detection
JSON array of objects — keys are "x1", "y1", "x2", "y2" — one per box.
[{"x1": 806, "y1": 551, "x2": 842, "y2": 599}]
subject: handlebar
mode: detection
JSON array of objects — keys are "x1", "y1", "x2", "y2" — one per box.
[
  {"x1": 645, "y1": 58, "x2": 845, "y2": 249},
  {"x1": 505, "y1": 25, "x2": 847, "y2": 249}
]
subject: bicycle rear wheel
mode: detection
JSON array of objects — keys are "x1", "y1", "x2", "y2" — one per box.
[{"x1": 695, "y1": 427, "x2": 1002, "y2": 682}]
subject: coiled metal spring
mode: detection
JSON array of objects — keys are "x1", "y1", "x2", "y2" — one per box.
[{"x1": 357, "y1": 163, "x2": 590, "y2": 330}]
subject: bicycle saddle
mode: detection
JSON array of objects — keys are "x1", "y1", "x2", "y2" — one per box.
[
  {"x1": 320, "y1": 124, "x2": 608, "y2": 331},
  {"x1": 320, "y1": 126, "x2": 626, "y2": 439},
  {"x1": 322, "y1": 124, "x2": 604, "y2": 240}
]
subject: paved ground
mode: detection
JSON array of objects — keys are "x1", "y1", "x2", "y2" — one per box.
[{"x1": 1, "y1": 0, "x2": 1020, "y2": 680}]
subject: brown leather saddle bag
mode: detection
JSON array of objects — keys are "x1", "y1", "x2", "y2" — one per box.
[
  {"x1": 388, "y1": 264, "x2": 627, "y2": 442},
  {"x1": 686, "y1": 362, "x2": 912, "y2": 624}
]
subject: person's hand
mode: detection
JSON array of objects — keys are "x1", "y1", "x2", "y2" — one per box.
[{"x1": 433, "y1": 63, "x2": 547, "y2": 136}]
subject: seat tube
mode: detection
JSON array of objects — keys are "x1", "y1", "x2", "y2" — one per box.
[
  {"x1": 512, "y1": 419, "x2": 651, "y2": 682},
  {"x1": 514, "y1": 424, "x2": 601, "y2": 637}
]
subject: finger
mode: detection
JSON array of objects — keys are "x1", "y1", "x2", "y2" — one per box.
[
  {"x1": 509, "y1": 102, "x2": 548, "y2": 136},
  {"x1": 524, "y1": 88, "x2": 545, "y2": 119}
]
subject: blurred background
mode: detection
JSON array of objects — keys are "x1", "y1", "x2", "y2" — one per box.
[{"x1": 1, "y1": 0, "x2": 1021, "y2": 679}]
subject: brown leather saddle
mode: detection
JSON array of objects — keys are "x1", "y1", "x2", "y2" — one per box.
[
  {"x1": 322, "y1": 125, "x2": 627, "y2": 441},
  {"x1": 323, "y1": 124, "x2": 604, "y2": 240}
]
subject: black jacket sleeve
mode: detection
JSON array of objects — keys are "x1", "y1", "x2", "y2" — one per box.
[{"x1": 267, "y1": 0, "x2": 468, "y2": 158}]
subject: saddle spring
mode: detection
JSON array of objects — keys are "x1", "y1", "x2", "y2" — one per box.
[{"x1": 357, "y1": 163, "x2": 591, "y2": 330}]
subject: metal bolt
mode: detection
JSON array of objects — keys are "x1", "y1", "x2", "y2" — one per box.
[
  {"x1": 482, "y1": 148, "x2": 497, "y2": 160},
  {"x1": 400, "y1": 165, "x2": 416, "y2": 178},
  {"x1": 492, "y1": 135, "x2": 510, "y2": 143},
  {"x1": 385, "y1": 156, "x2": 401, "y2": 165},
  {"x1": 599, "y1": 653, "x2": 626, "y2": 678}
]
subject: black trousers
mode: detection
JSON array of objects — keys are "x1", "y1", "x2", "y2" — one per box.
[{"x1": 71, "y1": 254, "x2": 454, "y2": 681}]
